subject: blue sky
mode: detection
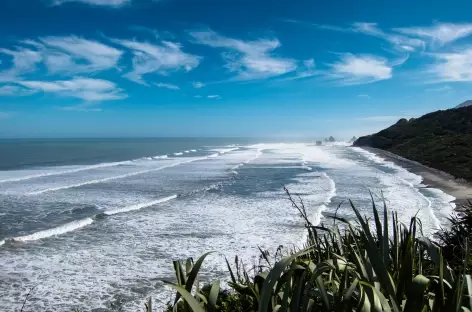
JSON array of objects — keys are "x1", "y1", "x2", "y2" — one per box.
[{"x1": 0, "y1": 0, "x2": 471, "y2": 138}]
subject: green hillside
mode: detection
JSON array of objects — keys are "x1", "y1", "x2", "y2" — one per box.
[{"x1": 353, "y1": 105, "x2": 472, "y2": 181}]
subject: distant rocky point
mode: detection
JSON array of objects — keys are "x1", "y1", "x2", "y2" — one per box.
[
  {"x1": 316, "y1": 141, "x2": 323, "y2": 146},
  {"x1": 328, "y1": 136, "x2": 336, "y2": 142},
  {"x1": 348, "y1": 136, "x2": 357, "y2": 143}
]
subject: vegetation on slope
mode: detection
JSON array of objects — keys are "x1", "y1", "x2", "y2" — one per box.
[
  {"x1": 154, "y1": 192, "x2": 472, "y2": 312},
  {"x1": 353, "y1": 106, "x2": 472, "y2": 181},
  {"x1": 456, "y1": 100, "x2": 472, "y2": 108}
]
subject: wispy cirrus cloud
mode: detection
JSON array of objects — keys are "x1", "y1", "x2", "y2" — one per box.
[
  {"x1": 350, "y1": 22, "x2": 425, "y2": 52},
  {"x1": 426, "y1": 48, "x2": 472, "y2": 82},
  {"x1": 16, "y1": 77, "x2": 127, "y2": 101},
  {"x1": 189, "y1": 29, "x2": 297, "y2": 81},
  {"x1": 288, "y1": 20, "x2": 424, "y2": 52},
  {"x1": 37, "y1": 36, "x2": 123, "y2": 74},
  {"x1": 0, "y1": 36, "x2": 123, "y2": 80},
  {"x1": 207, "y1": 94, "x2": 221, "y2": 99},
  {"x1": 53, "y1": 0, "x2": 130, "y2": 7},
  {"x1": 0, "y1": 37, "x2": 127, "y2": 107},
  {"x1": 328, "y1": 54, "x2": 392, "y2": 85},
  {"x1": 155, "y1": 82, "x2": 180, "y2": 90},
  {"x1": 193, "y1": 94, "x2": 221, "y2": 99},
  {"x1": 0, "y1": 47, "x2": 42, "y2": 81},
  {"x1": 303, "y1": 59, "x2": 315, "y2": 69},
  {"x1": 0, "y1": 85, "x2": 37, "y2": 96},
  {"x1": 357, "y1": 94, "x2": 371, "y2": 99},
  {"x1": 394, "y1": 23, "x2": 472, "y2": 46},
  {"x1": 293, "y1": 20, "x2": 472, "y2": 51},
  {"x1": 281, "y1": 58, "x2": 318, "y2": 81},
  {"x1": 112, "y1": 39, "x2": 201, "y2": 85},
  {"x1": 302, "y1": 20, "x2": 472, "y2": 84},
  {"x1": 192, "y1": 81, "x2": 205, "y2": 88},
  {"x1": 129, "y1": 26, "x2": 175, "y2": 40}
]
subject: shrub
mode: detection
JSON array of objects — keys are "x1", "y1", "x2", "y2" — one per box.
[{"x1": 156, "y1": 194, "x2": 472, "y2": 312}]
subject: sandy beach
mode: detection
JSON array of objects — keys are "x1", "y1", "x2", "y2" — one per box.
[{"x1": 363, "y1": 147, "x2": 472, "y2": 208}]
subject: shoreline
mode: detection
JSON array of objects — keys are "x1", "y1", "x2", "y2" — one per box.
[{"x1": 361, "y1": 147, "x2": 472, "y2": 208}]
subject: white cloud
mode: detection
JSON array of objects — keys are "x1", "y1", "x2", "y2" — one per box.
[
  {"x1": 129, "y1": 26, "x2": 174, "y2": 40},
  {"x1": 400, "y1": 45, "x2": 416, "y2": 52},
  {"x1": 427, "y1": 48, "x2": 472, "y2": 82},
  {"x1": 190, "y1": 29, "x2": 297, "y2": 80},
  {"x1": 0, "y1": 85, "x2": 37, "y2": 96},
  {"x1": 53, "y1": 0, "x2": 130, "y2": 7},
  {"x1": 0, "y1": 47, "x2": 42, "y2": 81},
  {"x1": 38, "y1": 36, "x2": 123, "y2": 74},
  {"x1": 394, "y1": 23, "x2": 472, "y2": 46},
  {"x1": 308, "y1": 21, "x2": 424, "y2": 52},
  {"x1": 0, "y1": 37, "x2": 122, "y2": 79},
  {"x1": 357, "y1": 94, "x2": 371, "y2": 99},
  {"x1": 0, "y1": 38, "x2": 127, "y2": 107},
  {"x1": 303, "y1": 58, "x2": 315, "y2": 69},
  {"x1": 328, "y1": 54, "x2": 392, "y2": 85},
  {"x1": 155, "y1": 82, "x2": 180, "y2": 90},
  {"x1": 314, "y1": 21, "x2": 472, "y2": 50},
  {"x1": 351, "y1": 22, "x2": 425, "y2": 52},
  {"x1": 192, "y1": 81, "x2": 205, "y2": 88},
  {"x1": 112, "y1": 39, "x2": 201, "y2": 84},
  {"x1": 194, "y1": 95, "x2": 202, "y2": 98},
  {"x1": 280, "y1": 58, "x2": 318, "y2": 81},
  {"x1": 16, "y1": 77, "x2": 127, "y2": 101},
  {"x1": 389, "y1": 53, "x2": 410, "y2": 67},
  {"x1": 207, "y1": 95, "x2": 221, "y2": 99}
]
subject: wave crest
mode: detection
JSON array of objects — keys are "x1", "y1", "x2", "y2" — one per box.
[
  {"x1": 104, "y1": 195, "x2": 177, "y2": 216},
  {"x1": 2, "y1": 218, "x2": 94, "y2": 244}
]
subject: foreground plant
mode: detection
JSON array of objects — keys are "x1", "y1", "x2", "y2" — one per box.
[{"x1": 156, "y1": 192, "x2": 472, "y2": 312}]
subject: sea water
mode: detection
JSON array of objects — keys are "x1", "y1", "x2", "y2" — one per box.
[{"x1": 0, "y1": 139, "x2": 456, "y2": 311}]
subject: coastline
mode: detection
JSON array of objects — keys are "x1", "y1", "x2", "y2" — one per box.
[{"x1": 361, "y1": 147, "x2": 472, "y2": 208}]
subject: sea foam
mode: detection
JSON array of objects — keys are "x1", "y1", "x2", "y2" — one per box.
[
  {"x1": 2, "y1": 218, "x2": 94, "y2": 244},
  {"x1": 26, "y1": 155, "x2": 218, "y2": 196},
  {"x1": 104, "y1": 195, "x2": 177, "y2": 215},
  {"x1": 0, "y1": 160, "x2": 132, "y2": 184}
]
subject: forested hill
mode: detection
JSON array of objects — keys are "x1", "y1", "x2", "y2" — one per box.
[{"x1": 353, "y1": 105, "x2": 472, "y2": 181}]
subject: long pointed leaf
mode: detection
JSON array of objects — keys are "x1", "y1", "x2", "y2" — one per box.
[
  {"x1": 259, "y1": 246, "x2": 314, "y2": 312},
  {"x1": 165, "y1": 284, "x2": 205, "y2": 312},
  {"x1": 349, "y1": 200, "x2": 400, "y2": 312},
  {"x1": 208, "y1": 280, "x2": 220, "y2": 312},
  {"x1": 466, "y1": 275, "x2": 472, "y2": 310},
  {"x1": 382, "y1": 197, "x2": 389, "y2": 268},
  {"x1": 360, "y1": 281, "x2": 392, "y2": 312}
]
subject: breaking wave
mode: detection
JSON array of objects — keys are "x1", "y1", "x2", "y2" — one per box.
[
  {"x1": 104, "y1": 195, "x2": 177, "y2": 216},
  {"x1": 26, "y1": 155, "x2": 218, "y2": 196},
  {"x1": 1, "y1": 218, "x2": 94, "y2": 245}
]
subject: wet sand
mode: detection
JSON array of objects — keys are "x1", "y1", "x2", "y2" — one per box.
[{"x1": 362, "y1": 147, "x2": 472, "y2": 208}]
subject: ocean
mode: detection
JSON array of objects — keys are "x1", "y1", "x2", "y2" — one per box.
[{"x1": 0, "y1": 138, "x2": 456, "y2": 311}]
